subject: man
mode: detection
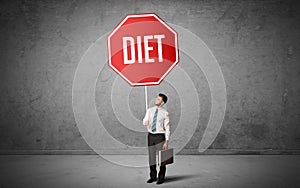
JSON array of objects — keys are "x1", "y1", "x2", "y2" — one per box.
[{"x1": 143, "y1": 93, "x2": 170, "y2": 185}]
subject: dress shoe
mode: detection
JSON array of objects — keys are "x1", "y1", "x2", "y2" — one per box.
[
  {"x1": 146, "y1": 178, "x2": 157, "y2": 183},
  {"x1": 156, "y1": 178, "x2": 165, "y2": 184}
]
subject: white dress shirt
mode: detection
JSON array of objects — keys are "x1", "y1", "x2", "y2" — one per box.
[{"x1": 143, "y1": 106, "x2": 170, "y2": 141}]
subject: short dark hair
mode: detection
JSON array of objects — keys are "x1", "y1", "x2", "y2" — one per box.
[{"x1": 158, "y1": 93, "x2": 168, "y2": 104}]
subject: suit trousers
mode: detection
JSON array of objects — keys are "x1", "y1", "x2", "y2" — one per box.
[{"x1": 147, "y1": 132, "x2": 166, "y2": 180}]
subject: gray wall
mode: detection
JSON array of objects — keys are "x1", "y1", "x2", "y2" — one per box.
[{"x1": 0, "y1": 0, "x2": 299, "y2": 154}]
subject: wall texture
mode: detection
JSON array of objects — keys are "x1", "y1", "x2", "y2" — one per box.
[{"x1": 0, "y1": 0, "x2": 299, "y2": 154}]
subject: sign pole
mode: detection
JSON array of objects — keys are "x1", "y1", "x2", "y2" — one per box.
[
  {"x1": 107, "y1": 13, "x2": 179, "y2": 111},
  {"x1": 145, "y1": 86, "x2": 148, "y2": 111}
]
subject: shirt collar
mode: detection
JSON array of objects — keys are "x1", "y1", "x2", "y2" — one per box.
[{"x1": 155, "y1": 105, "x2": 163, "y2": 109}]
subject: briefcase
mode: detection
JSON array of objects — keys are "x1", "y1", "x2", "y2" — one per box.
[{"x1": 158, "y1": 148, "x2": 174, "y2": 166}]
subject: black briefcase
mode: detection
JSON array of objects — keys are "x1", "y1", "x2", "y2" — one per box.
[{"x1": 158, "y1": 148, "x2": 174, "y2": 166}]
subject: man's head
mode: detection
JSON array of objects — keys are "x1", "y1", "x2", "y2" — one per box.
[{"x1": 155, "y1": 93, "x2": 168, "y2": 106}]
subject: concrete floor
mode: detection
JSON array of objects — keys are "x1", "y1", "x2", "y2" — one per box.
[{"x1": 0, "y1": 155, "x2": 299, "y2": 188}]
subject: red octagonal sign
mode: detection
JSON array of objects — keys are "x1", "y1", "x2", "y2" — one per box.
[{"x1": 107, "y1": 13, "x2": 179, "y2": 86}]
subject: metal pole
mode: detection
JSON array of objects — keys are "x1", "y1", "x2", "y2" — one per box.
[{"x1": 145, "y1": 86, "x2": 148, "y2": 110}]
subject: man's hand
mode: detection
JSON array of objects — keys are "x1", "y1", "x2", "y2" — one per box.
[
  {"x1": 162, "y1": 141, "x2": 169, "y2": 150},
  {"x1": 144, "y1": 120, "x2": 150, "y2": 126}
]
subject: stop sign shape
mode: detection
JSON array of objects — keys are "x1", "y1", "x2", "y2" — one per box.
[{"x1": 107, "y1": 13, "x2": 179, "y2": 86}]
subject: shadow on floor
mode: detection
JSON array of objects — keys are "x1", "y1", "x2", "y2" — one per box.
[{"x1": 164, "y1": 174, "x2": 199, "y2": 183}]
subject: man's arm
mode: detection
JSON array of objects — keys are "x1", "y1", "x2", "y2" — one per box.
[
  {"x1": 163, "y1": 111, "x2": 170, "y2": 149},
  {"x1": 162, "y1": 112, "x2": 171, "y2": 149},
  {"x1": 143, "y1": 109, "x2": 150, "y2": 126}
]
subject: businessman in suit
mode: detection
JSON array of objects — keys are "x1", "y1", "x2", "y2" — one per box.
[{"x1": 143, "y1": 93, "x2": 170, "y2": 185}]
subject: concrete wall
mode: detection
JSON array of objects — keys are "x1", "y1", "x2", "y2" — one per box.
[{"x1": 0, "y1": 0, "x2": 299, "y2": 154}]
